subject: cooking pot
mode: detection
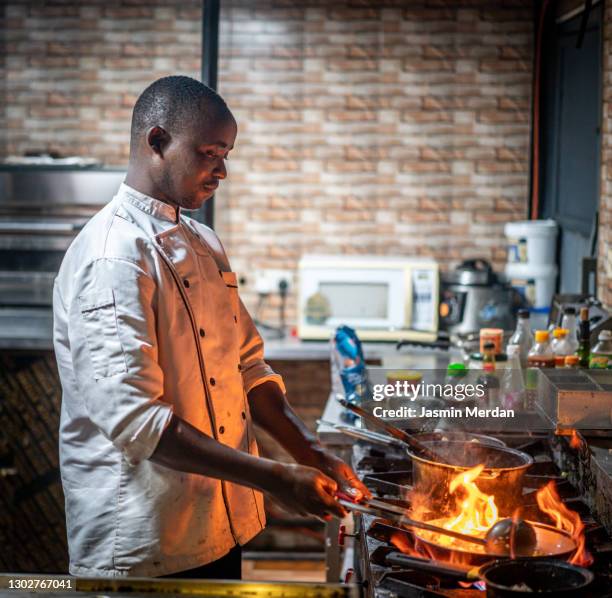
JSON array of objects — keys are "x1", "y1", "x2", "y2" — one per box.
[
  {"x1": 411, "y1": 440, "x2": 533, "y2": 517},
  {"x1": 439, "y1": 259, "x2": 524, "y2": 335}
]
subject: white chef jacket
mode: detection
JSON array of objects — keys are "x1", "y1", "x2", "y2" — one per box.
[{"x1": 53, "y1": 183, "x2": 285, "y2": 577}]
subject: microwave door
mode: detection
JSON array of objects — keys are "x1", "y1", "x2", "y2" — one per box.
[
  {"x1": 319, "y1": 281, "x2": 391, "y2": 328},
  {"x1": 301, "y1": 269, "x2": 407, "y2": 329}
]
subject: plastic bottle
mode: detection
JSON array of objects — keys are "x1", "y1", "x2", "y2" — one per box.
[
  {"x1": 550, "y1": 328, "x2": 563, "y2": 353},
  {"x1": 500, "y1": 347, "x2": 524, "y2": 409},
  {"x1": 506, "y1": 309, "x2": 534, "y2": 368},
  {"x1": 527, "y1": 330, "x2": 555, "y2": 368},
  {"x1": 589, "y1": 330, "x2": 612, "y2": 369},
  {"x1": 551, "y1": 328, "x2": 572, "y2": 368},
  {"x1": 561, "y1": 307, "x2": 579, "y2": 353},
  {"x1": 577, "y1": 307, "x2": 591, "y2": 368},
  {"x1": 330, "y1": 326, "x2": 370, "y2": 423},
  {"x1": 478, "y1": 341, "x2": 500, "y2": 407}
]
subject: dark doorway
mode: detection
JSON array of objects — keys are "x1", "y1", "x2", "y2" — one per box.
[{"x1": 539, "y1": 3, "x2": 602, "y2": 294}]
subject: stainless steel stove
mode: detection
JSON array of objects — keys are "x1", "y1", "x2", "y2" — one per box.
[{"x1": 350, "y1": 434, "x2": 612, "y2": 597}]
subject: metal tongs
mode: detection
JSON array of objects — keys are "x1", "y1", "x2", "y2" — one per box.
[{"x1": 336, "y1": 397, "x2": 449, "y2": 464}]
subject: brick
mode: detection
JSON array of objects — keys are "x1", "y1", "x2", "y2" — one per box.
[
  {"x1": 325, "y1": 161, "x2": 377, "y2": 172},
  {"x1": 402, "y1": 58, "x2": 454, "y2": 72},
  {"x1": 402, "y1": 110, "x2": 453, "y2": 122},
  {"x1": 400, "y1": 161, "x2": 452, "y2": 173},
  {"x1": 326, "y1": 110, "x2": 377, "y2": 121}
]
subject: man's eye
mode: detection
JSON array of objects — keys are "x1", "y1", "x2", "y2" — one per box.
[{"x1": 205, "y1": 150, "x2": 216, "y2": 158}]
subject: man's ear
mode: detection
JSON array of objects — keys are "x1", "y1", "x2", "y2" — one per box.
[{"x1": 146, "y1": 126, "x2": 170, "y2": 157}]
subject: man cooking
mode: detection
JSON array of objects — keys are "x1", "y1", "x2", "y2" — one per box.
[{"x1": 52, "y1": 75, "x2": 369, "y2": 579}]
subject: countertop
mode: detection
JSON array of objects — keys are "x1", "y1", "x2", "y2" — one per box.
[
  {"x1": 0, "y1": 322, "x2": 443, "y2": 359},
  {"x1": 316, "y1": 346, "x2": 460, "y2": 445}
]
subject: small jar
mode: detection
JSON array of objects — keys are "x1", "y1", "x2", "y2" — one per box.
[{"x1": 480, "y1": 328, "x2": 504, "y2": 355}]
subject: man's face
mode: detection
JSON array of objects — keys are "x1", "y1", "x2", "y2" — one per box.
[{"x1": 159, "y1": 112, "x2": 237, "y2": 211}]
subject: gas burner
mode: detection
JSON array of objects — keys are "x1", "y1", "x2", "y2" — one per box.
[{"x1": 351, "y1": 434, "x2": 612, "y2": 597}]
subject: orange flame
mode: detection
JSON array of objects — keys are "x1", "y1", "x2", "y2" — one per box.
[
  {"x1": 569, "y1": 429, "x2": 583, "y2": 450},
  {"x1": 442, "y1": 464, "x2": 499, "y2": 537},
  {"x1": 398, "y1": 466, "x2": 591, "y2": 571},
  {"x1": 536, "y1": 481, "x2": 592, "y2": 566},
  {"x1": 408, "y1": 464, "x2": 501, "y2": 564}
]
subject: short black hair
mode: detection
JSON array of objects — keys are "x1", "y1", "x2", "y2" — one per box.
[{"x1": 130, "y1": 75, "x2": 232, "y2": 149}]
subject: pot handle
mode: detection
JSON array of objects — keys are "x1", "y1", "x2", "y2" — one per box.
[{"x1": 384, "y1": 552, "x2": 481, "y2": 581}]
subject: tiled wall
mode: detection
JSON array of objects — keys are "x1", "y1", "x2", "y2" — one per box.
[
  {"x1": 0, "y1": 0, "x2": 201, "y2": 164},
  {"x1": 0, "y1": 0, "x2": 535, "y2": 321},
  {"x1": 215, "y1": 0, "x2": 534, "y2": 319}
]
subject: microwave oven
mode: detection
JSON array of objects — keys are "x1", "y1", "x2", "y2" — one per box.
[{"x1": 297, "y1": 255, "x2": 439, "y2": 341}]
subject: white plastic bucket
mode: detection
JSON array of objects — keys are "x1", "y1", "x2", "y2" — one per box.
[
  {"x1": 505, "y1": 262, "x2": 557, "y2": 309},
  {"x1": 504, "y1": 220, "x2": 558, "y2": 266}
]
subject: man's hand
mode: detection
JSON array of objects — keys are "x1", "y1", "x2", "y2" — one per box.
[
  {"x1": 247, "y1": 382, "x2": 371, "y2": 502},
  {"x1": 269, "y1": 463, "x2": 347, "y2": 520},
  {"x1": 151, "y1": 416, "x2": 348, "y2": 521},
  {"x1": 303, "y1": 449, "x2": 371, "y2": 502}
]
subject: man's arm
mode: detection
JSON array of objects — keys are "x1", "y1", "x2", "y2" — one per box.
[
  {"x1": 150, "y1": 414, "x2": 346, "y2": 519},
  {"x1": 248, "y1": 381, "x2": 370, "y2": 499},
  {"x1": 199, "y1": 229, "x2": 369, "y2": 500}
]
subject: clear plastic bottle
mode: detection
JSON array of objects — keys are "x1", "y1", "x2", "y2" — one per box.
[
  {"x1": 589, "y1": 330, "x2": 612, "y2": 369},
  {"x1": 551, "y1": 328, "x2": 572, "y2": 367},
  {"x1": 507, "y1": 309, "x2": 534, "y2": 368},
  {"x1": 478, "y1": 342, "x2": 500, "y2": 407},
  {"x1": 500, "y1": 347, "x2": 524, "y2": 409},
  {"x1": 550, "y1": 327, "x2": 562, "y2": 353},
  {"x1": 524, "y1": 332, "x2": 554, "y2": 412},
  {"x1": 561, "y1": 307, "x2": 579, "y2": 353},
  {"x1": 527, "y1": 330, "x2": 555, "y2": 368}
]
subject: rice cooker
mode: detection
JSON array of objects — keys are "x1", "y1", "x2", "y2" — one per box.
[{"x1": 439, "y1": 259, "x2": 524, "y2": 335}]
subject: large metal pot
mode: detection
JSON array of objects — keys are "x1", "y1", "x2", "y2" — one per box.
[{"x1": 410, "y1": 440, "x2": 533, "y2": 517}]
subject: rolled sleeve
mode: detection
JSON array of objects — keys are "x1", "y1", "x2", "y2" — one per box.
[
  {"x1": 69, "y1": 257, "x2": 173, "y2": 465},
  {"x1": 112, "y1": 400, "x2": 173, "y2": 465},
  {"x1": 237, "y1": 297, "x2": 286, "y2": 396}
]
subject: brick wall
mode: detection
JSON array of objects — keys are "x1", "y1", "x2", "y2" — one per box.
[
  {"x1": 600, "y1": 3, "x2": 612, "y2": 308},
  {"x1": 0, "y1": 0, "x2": 201, "y2": 164},
  {"x1": 0, "y1": 0, "x2": 535, "y2": 322},
  {"x1": 215, "y1": 0, "x2": 534, "y2": 321}
]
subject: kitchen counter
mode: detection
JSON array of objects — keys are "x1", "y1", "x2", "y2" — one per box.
[
  {"x1": 263, "y1": 337, "x2": 402, "y2": 361},
  {"x1": 316, "y1": 346, "x2": 461, "y2": 445},
  {"x1": 0, "y1": 327, "x2": 437, "y2": 359},
  {"x1": 0, "y1": 575, "x2": 357, "y2": 598}
]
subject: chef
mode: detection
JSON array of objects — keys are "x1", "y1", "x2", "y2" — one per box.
[{"x1": 53, "y1": 75, "x2": 369, "y2": 579}]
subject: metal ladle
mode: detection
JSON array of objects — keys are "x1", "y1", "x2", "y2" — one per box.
[
  {"x1": 484, "y1": 517, "x2": 537, "y2": 556},
  {"x1": 339, "y1": 495, "x2": 537, "y2": 556}
]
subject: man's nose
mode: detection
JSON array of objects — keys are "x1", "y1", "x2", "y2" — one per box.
[{"x1": 214, "y1": 159, "x2": 227, "y2": 179}]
